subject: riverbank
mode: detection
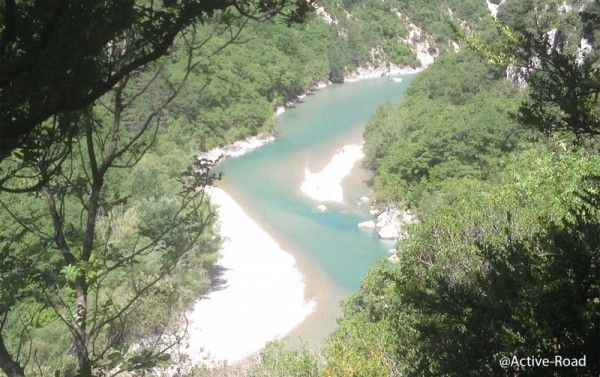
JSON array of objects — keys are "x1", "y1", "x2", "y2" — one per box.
[
  {"x1": 275, "y1": 63, "x2": 422, "y2": 118},
  {"x1": 197, "y1": 133, "x2": 276, "y2": 165},
  {"x1": 186, "y1": 187, "x2": 315, "y2": 365},
  {"x1": 187, "y1": 73, "x2": 417, "y2": 364}
]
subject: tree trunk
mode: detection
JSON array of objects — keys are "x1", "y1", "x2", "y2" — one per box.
[
  {"x1": 74, "y1": 274, "x2": 91, "y2": 377},
  {"x1": 0, "y1": 336, "x2": 25, "y2": 377},
  {"x1": 75, "y1": 124, "x2": 102, "y2": 377}
]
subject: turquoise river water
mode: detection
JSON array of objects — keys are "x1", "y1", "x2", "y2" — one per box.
[{"x1": 216, "y1": 74, "x2": 414, "y2": 346}]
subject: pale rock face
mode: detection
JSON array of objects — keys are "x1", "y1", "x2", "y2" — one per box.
[
  {"x1": 377, "y1": 211, "x2": 392, "y2": 222},
  {"x1": 375, "y1": 219, "x2": 388, "y2": 228},
  {"x1": 358, "y1": 205, "x2": 416, "y2": 241},
  {"x1": 376, "y1": 211, "x2": 394, "y2": 227},
  {"x1": 344, "y1": 62, "x2": 424, "y2": 82},
  {"x1": 405, "y1": 22, "x2": 422, "y2": 41},
  {"x1": 546, "y1": 28, "x2": 559, "y2": 50},
  {"x1": 558, "y1": 1, "x2": 572, "y2": 14},
  {"x1": 486, "y1": 0, "x2": 501, "y2": 18},
  {"x1": 394, "y1": 14, "x2": 437, "y2": 68},
  {"x1": 506, "y1": 64, "x2": 529, "y2": 88},
  {"x1": 506, "y1": 55, "x2": 541, "y2": 88},
  {"x1": 506, "y1": 24, "x2": 591, "y2": 87},
  {"x1": 416, "y1": 40, "x2": 436, "y2": 67},
  {"x1": 315, "y1": 5, "x2": 337, "y2": 25},
  {"x1": 577, "y1": 37, "x2": 593, "y2": 65},
  {"x1": 451, "y1": 41, "x2": 460, "y2": 53}
]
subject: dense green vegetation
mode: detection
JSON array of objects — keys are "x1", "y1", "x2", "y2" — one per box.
[
  {"x1": 327, "y1": 144, "x2": 600, "y2": 375},
  {"x1": 0, "y1": 0, "x2": 314, "y2": 162},
  {"x1": 0, "y1": 7, "x2": 340, "y2": 376},
  {"x1": 3, "y1": 0, "x2": 470, "y2": 373},
  {"x1": 163, "y1": 18, "x2": 334, "y2": 151},
  {"x1": 0, "y1": 34, "x2": 224, "y2": 374},
  {"x1": 322, "y1": 2, "x2": 600, "y2": 376},
  {"x1": 185, "y1": 3, "x2": 600, "y2": 375},
  {"x1": 2, "y1": 0, "x2": 599, "y2": 376},
  {"x1": 497, "y1": 0, "x2": 594, "y2": 49},
  {"x1": 364, "y1": 51, "x2": 532, "y2": 209}
]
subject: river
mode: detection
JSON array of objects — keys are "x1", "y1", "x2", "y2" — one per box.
[{"x1": 216, "y1": 75, "x2": 414, "y2": 347}]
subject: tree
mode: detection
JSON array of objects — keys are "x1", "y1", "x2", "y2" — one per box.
[
  {"x1": 0, "y1": 26, "x2": 227, "y2": 376},
  {"x1": 515, "y1": 31, "x2": 600, "y2": 140},
  {"x1": 0, "y1": 0, "x2": 313, "y2": 185},
  {"x1": 328, "y1": 147, "x2": 600, "y2": 376},
  {"x1": 328, "y1": 9, "x2": 600, "y2": 376},
  {"x1": 458, "y1": 7, "x2": 600, "y2": 142},
  {"x1": 363, "y1": 51, "x2": 528, "y2": 207}
]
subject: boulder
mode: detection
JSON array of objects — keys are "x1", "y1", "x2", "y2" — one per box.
[
  {"x1": 377, "y1": 211, "x2": 391, "y2": 222},
  {"x1": 357, "y1": 220, "x2": 376, "y2": 229},
  {"x1": 376, "y1": 219, "x2": 389, "y2": 228},
  {"x1": 378, "y1": 225, "x2": 400, "y2": 240}
]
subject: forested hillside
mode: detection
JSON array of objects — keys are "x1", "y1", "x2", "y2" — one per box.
[
  {"x1": 323, "y1": 0, "x2": 600, "y2": 376},
  {"x1": 193, "y1": 1, "x2": 600, "y2": 375},
  {"x1": 0, "y1": 0, "x2": 492, "y2": 375},
  {"x1": 1, "y1": 0, "x2": 599, "y2": 376},
  {"x1": 314, "y1": 0, "x2": 493, "y2": 79},
  {"x1": 0, "y1": 2, "x2": 337, "y2": 376},
  {"x1": 363, "y1": 51, "x2": 530, "y2": 210}
]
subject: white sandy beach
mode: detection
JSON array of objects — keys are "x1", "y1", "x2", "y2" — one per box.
[
  {"x1": 300, "y1": 144, "x2": 365, "y2": 203},
  {"x1": 186, "y1": 187, "x2": 315, "y2": 365}
]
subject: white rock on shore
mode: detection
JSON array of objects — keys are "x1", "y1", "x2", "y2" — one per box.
[
  {"x1": 198, "y1": 133, "x2": 276, "y2": 165},
  {"x1": 378, "y1": 224, "x2": 400, "y2": 240},
  {"x1": 358, "y1": 220, "x2": 376, "y2": 230},
  {"x1": 357, "y1": 206, "x2": 415, "y2": 241},
  {"x1": 275, "y1": 106, "x2": 286, "y2": 116}
]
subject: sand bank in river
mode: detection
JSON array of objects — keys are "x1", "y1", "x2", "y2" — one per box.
[
  {"x1": 300, "y1": 144, "x2": 365, "y2": 203},
  {"x1": 186, "y1": 187, "x2": 315, "y2": 365}
]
